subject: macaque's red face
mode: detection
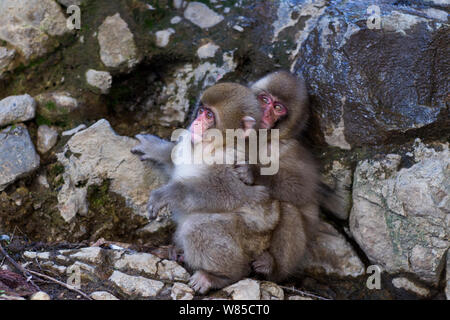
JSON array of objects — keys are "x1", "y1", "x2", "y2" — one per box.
[
  {"x1": 257, "y1": 93, "x2": 287, "y2": 129},
  {"x1": 189, "y1": 106, "x2": 215, "y2": 143}
]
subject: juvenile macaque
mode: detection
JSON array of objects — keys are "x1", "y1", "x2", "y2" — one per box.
[
  {"x1": 249, "y1": 71, "x2": 320, "y2": 282},
  {"x1": 132, "y1": 83, "x2": 280, "y2": 293}
]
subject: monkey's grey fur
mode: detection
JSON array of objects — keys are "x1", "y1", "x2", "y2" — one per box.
[
  {"x1": 250, "y1": 71, "x2": 320, "y2": 282},
  {"x1": 132, "y1": 83, "x2": 280, "y2": 293}
]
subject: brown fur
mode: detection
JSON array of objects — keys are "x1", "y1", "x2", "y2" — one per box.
[
  {"x1": 132, "y1": 83, "x2": 280, "y2": 293},
  {"x1": 250, "y1": 71, "x2": 320, "y2": 282}
]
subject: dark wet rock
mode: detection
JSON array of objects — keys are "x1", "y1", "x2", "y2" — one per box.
[{"x1": 293, "y1": 1, "x2": 449, "y2": 148}]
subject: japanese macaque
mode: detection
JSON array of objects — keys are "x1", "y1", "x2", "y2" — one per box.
[
  {"x1": 132, "y1": 83, "x2": 280, "y2": 293},
  {"x1": 249, "y1": 70, "x2": 320, "y2": 282}
]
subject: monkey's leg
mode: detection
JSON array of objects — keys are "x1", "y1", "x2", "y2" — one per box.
[
  {"x1": 175, "y1": 214, "x2": 251, "y2": 293},
  {"x1": 256, "y1": 203, "x2": 317, "y2": 282}
]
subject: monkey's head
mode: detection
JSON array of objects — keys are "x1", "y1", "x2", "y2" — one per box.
[
  {"x1": 251, "y1": 71, "x2": 309, "y2": 139},
  {"x1": 189, "y1": 83, "x2": 261, "y2": 144}
]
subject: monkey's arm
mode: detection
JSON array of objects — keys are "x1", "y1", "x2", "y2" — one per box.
[
  {"x1": 131, "y1": 134, "x2": 174, "y2": 165},
  {"x1": 269, "y1": 141, "x2": 319, "y2": 207},
  {"x1": 147, "y1": 173, "x2": 269, "y2": 218}
]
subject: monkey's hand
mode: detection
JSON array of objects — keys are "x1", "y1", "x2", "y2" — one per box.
[
  {"x1": 234, "y1": 164, "x2": 254, "y2": 185},
  {"x1": 146, "y1": 188, "x2": 169, "y2": 219},
  {"x1": 131, "y1": 134, "x2": 174, "y2": 163}
]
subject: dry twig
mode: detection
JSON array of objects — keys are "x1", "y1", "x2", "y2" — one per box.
[
  {"x1": 27, "y1": 270, "x2": 92, "y2": 300},
  {"x1": 279, "y1": 285, "x2": 331, "y2": 300},
  {"x1": 0, "y1": 243, "x2": 40, "y2": 291}
]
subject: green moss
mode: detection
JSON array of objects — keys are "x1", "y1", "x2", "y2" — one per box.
[
  {"x1": 45, "y1": 101, "x2": 57, "y2": 111},
  {"x1": 36, "y1": 114, "x2": 53, "y2": 126},
  {"x1": 88, "y1": 181, "x2": 111, "y2": 208},
  {"x1": 49, "y1": 163, "x2": 65, "y2": 176}
]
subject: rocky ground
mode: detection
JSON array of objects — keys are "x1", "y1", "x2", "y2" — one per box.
[{"x1": 0, "y1": 0, "x2": 448, "y2": 300}]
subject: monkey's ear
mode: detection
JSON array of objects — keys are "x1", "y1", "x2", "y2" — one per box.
[{"x1": 242, "y1": 116, "x2": 256, "y2": 137}]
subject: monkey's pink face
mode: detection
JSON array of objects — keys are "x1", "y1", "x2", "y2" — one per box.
[
  {"x1": 189, "y1": 106, "x2": 215, "y2": 143},
  {"x1": 257, "y1": 93, "x2": 287, "y2": 129}
]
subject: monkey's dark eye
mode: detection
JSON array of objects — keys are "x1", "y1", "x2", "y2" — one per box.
[
  {"x1": 206, "y1": 110, "x2": 214, "y2": 119},
  {"x1": 259, "y1": 95, "x2": 270, "y2": 104},
  {"x1": 274, "y1": 104, "x2": 286, "y2": 113},
  {"x1": 198, "y1": 107, "x2": 205, "y2": 114}
]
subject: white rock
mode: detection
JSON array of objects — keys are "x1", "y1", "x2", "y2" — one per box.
[
  {"x1": 446, "y1": 255, "x2": 449, "y2": 300},
  {"x1": 98, "y1": 13, "x2": 139, "y2": 68},
  {"x1": 56, "y1": 119, "x2": 166, "y2": 223},
  {"x1": 350, "y1": 140, "x2": 449, "y2": 285},
  {"x1": 37, "y1": 125, "x2": 58, "y2": 154},
  {"x1": 173, "y1": 0, "x2": 185, "y2": 9},
  {"x1": 170, "y1": 16, "x2": 182, "y2": 24},
  {"x1": 0, "y1": 125, "x2": 40, "y2": 191},
  {"x1": 91, "y1": 291, "x2": 119, "y2": 300},
  {"x1": 322, "y1": 160, "x2": 353, "y2": 220},
  {"x1": 184, "y1": 2, "x2": 224, "y2": 29},
  {"x1": 23, "y1": 251, "x2": 50, "y2": 260},
  {"x1": 57, "y1": 0, "x2": 82, "y2": 7},
  {"x1": 70, "y1": 261, "x2": 97, "y2": 281},
  {"x1": 383, "y1": 11, "x2": 429, "y2": 36},
  {"x1": 260, "y1": 282, "x2": 284, "y2": 300},
  {"x1": 324, "y1": 97, "x2": 351, "y2": 150},
  {"x1": 157, "y1": 260, "x2": 190, "y2": 281},
  {"x1": 0, "y1": 47, "x2": 15, "y2": 76},
  {"x1": 197, "y1": 43, "x2": 219, "y2": 59},
  {"x1": 0, "y1": 0, "x2": 69, "y2": 59},
  {"x1": 35, "y1": 91, "x2": 79, "y2": 121},
  {"x1": 86, "y1": 69, "x2": 112, "y2": 94},
  {"x1": 159, "y1": 52, "x2": 237, "y2": 126},
  {"x1": 171, "y1": 282, "x2": 194, "y2": 300},
  {"x1": 114, "y1": 252, "x2": 159, "y2": 276},
  {"x1": 62, "y1": 124, "x2": 87, "y2": 136},
  {"x1": 109, "y1": 271, "x2": 164, "y2": 298},
  {"x1": 233, "y1": 25, "x2": 244, "y2": 32},
  {"x1": 288, "y1": 295, "x2": 313, "y2": 300},
  {"x1": 392, "y1": 277, "x2": 430, "y2": 297},
  {"x1": 69, "y1": 247, "x2": 103, "y2": 264},
  {"x1": 37, "y1": 174, "x2": 50, "y2": 188},
  {"x1": 30, "y1": 291, "x2": 51, "y2": 300},
  {"x1": 41, "y1": 262, "x2": 66, "y2": 275},
  {"x1": 223, "y1": 279, "x2": 260, "y2": 300},
  {"x1": 0, "y1": 94, "x2": 36, "y2": 127},
  {"x1": 155, "y1": 28, "x2": 175, "y2": 47}
]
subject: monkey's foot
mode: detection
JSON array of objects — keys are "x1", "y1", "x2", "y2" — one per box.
[
  {"x1": 189, "y1": 270, "x2": 214, "y2": 295},
  {"x1": 146, "y1": 189, "x2": 167, "y2": 219},
  {"x1": 189, "y1": 270, "x2": 233, "y2": 294},
  {"x1": 252, "y1": 251, "x2": 274, "y2": 276}
]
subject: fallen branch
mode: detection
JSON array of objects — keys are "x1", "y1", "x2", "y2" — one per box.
[
  {"x1": 0, "y1": 243, "x2": 40, "y2": 292},
  {"x1": 279, "y1": 285, "x2": 331, "y2": 300},
  {"x1": 27, "y1": 270, "x2": 92, "y2": 300}
]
